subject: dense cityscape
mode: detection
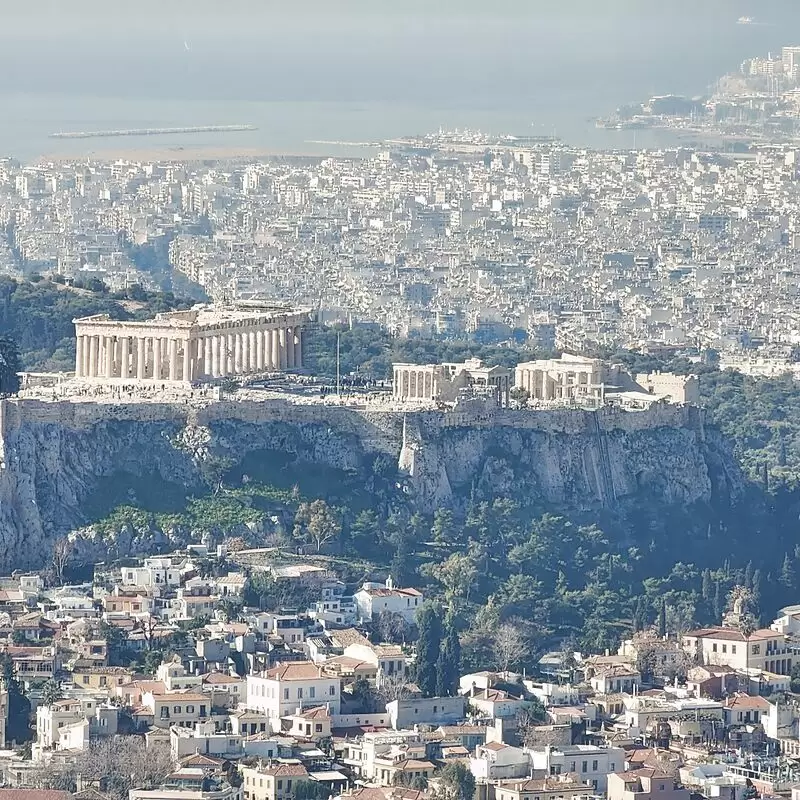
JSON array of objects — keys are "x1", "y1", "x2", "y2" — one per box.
[{"x1": 3, "y1": 13, "x2": 800, "y2": 800}]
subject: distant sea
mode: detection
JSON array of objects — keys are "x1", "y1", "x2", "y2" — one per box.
[{"x1": 0, "y1": 2, "x2": 797, "y2": 161}]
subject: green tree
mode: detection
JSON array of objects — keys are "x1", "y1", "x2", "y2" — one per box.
[
  {"x1": 780, "y1": 553, "x2": 796, "y2": 593},
  {"x1": 0, "y1": 336, "x2": 21, "y2": 395},
  {"x1": 415, "y1": 602, "x2": 442, "y2": 697},
  {"x1": 436, "y1": 612, "x2": 461, "y2": 697},
  {"x1": 432, "y1": 508, "x2": 455, "y2": 545},
  {"x1": 294, "y1": 500, "x2": 341, "y2": 552},
  {"x1": 437, "y1": 761, "x2": 476, "y2": 800},
  {"x1": 294, "y1": 780, "x2": 330, "y2": 800},
  {"x1": 40, "y1": 679, "x2": 63, "y2": 708},
  {"x1": 349, "y1": 509, "x2": 381, "y2": 552},
  {"x1": 657, "y1": 599, "x2": 667, "y2": 638},
  {"x1": 143, "y1": 650, "x2": 164, "y2": 676}
]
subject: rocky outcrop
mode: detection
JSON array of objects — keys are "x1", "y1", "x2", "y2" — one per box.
[{"x1": 0, "y1": 397, "x2": 744, "y2": 571}]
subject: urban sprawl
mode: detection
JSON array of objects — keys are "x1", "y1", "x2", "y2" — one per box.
[{"x1": 3, "y1": 40, "x2": 800, "y2": 800}]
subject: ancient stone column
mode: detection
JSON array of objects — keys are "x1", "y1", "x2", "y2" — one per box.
[
  {"x1": 278, "y1": 327, "x2": 287, "y2": 369},
  {"x1": 75, "y1": 335, "x2": 84, "y2": 377},
  {"x1": 234, "y1": 332, "x2": 243, "y2": 374},
  {"x1": 120, "y1": 336, "x2": 130, "y2": 379},
  {"x1": 153, "y1": 338, "x2": 162, "y2": 380},
  {"x1": 270, "y1": 328, "x2": 280, "y2": 371},
  {"x1": 286, "y1": 328, "x2": 295, "y2": 370},
  {"x1": 169, "y1": 338, "x2": 179, "y2": 381},
  {"x1": 182, "y1": 339, "x2": 192, "y2": 382},
  {"x1": 293, "y1": 327, "x2": 302, "y2": 368},
  {"x1": 247, "y1": 330, "x2": 256, "y2": 372},
  {"x1": 255, "y1": 328, "x2": 264, "y2": 370},
  {"x1": 104, "y1": 336, "x2": 114, "y2": 378},
  {"x1": 225, "y1": 333, "x2": 234, "y2": 375},
  {"x1": 211, "y1": 335, "x2": 220, "y2": 378},
  {"x1": 136, "y1": 338, "x2": 146, "y2": 379}
]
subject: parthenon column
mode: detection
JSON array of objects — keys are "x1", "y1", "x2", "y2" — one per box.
[
  {"x1": 256, "y1": 329, "x2": 264, "y2": 370},
  {"x1": 270, "y1": 328, "x2": 280, "y2": 371},
  {"x1": 104, "y1": 336, "x2": 114, "y2": 378},
  {"x1": 284, "y1": 328, "x2": 294, "y2": 369},
  {"x1": 169, "y1": 338, "x2": 179, "y2": 381},
  {"x1": 136, "y1": 338, "x2": 146, "y2": 379},
  {"x1": 120, "y1": 336, "x2": 130, "y2": 379},
  {"x1": 224, "y1": 333, "x2": 233, "y2": 375},
  {"x1": 234, "y1": 333, "x2": 243, "y2": 374},
  {"x1": 82, "y1": 337, "x2": 91, "y2": 377},
  {"x1": 182, "y1": 340, "x2": 192, "y2": 382},
  {"x1": 211, "y1": 336, "x2": 220, "y2": 378},
  {"x1": 75, "y1": 336, "x2": 85, "y2": 377},
  {"x1": 293, "y1": 327, "x2": 302, "y2": 368},
  {"x1": 153, "y1": 338, "x2": 162, "y2": 380},
  {"x1": 247, "y1": 330, "x2": 256, "y2": 372},
  {"x1": 278, "y1": 327, "x2": 287, "y2": 369}
]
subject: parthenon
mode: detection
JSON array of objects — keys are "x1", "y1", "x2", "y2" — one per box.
[{"x1": 73, "y1": 304, "x2": 313, "y2": 383}]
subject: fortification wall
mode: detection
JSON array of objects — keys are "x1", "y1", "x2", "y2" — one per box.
[{"x1": 0, "y1": 395, "x2": 732, "y2": 571}]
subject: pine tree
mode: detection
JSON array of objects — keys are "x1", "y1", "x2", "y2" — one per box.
[
  {"x1": 436, "y1": 612, "x2": 461, "y2": 697},
  {"x1": 657, "y1": 599, "x2": 667, "y2": 638},
  {"x1": 415, "y1": 602, "x2": 442, "y2": 697}
]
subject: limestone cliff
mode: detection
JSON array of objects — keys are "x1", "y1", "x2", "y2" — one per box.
[{"x1": 0, "y1": 397, "x2": 744, "y2": 571}]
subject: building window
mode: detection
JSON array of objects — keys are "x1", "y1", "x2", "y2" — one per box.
[
  {"x1": 329, "y1": 685, "x2": 336, "y2": 696},
  {"x1": 722, "y1": 645, "x2": 727, "y2": 653},
  {"x1": 732, "y1": 646, "x2": 737, "y2": 654},
  {"x1": 284, "y1": 689, "x2": 290, "y2": 700},
  {"x1": 298, "y1": 688, "x2": 303, "y2": 699},
  {"x1": 187, "y1": 705, "x2": 194, "y2": 713},
  {"x1": 310, "y1": 687, "x2": 315, "y2": 699},
  {"x1": 173, "y1": 706, "x2": 181, "y2": 714},
  {"x1": 753, "y1": 645, "x2": 761, "y2": 655},
  {"x1": 712, "y1": 643, "x2": 717, "y2": 652}
]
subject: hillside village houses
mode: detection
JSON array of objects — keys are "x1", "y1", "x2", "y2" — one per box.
[{"x1": 1, "y1": 548, "x2": 800, "y2": 800}]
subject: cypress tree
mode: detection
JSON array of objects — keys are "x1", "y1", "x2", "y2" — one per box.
[
  {"x1": 436, "y1": 612, "x2": 461, "y2": 697},
  {"x1": 701, "y1": 569, "x2": 713, "y2": 603},
  {"x1": 780, "y1": 553, "x2": 796, "y2": 592},
  {"x1": 744, "y1": 561, "x2": 754, "y2": 591},
  {"x1": 632, "y1": 597, "x2": 647, "y2": 632},
  {"x1": 713, "y1": 581, "x2": 723, "y2": 621},
  {"x1": 415, "y1": 602, "x2": 442, "y2": 697},
  {"x1": 657, "y1": 599, "x2": 667, "y2": 638}
]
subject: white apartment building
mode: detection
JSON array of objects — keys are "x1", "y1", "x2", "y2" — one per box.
[
  {"x1": 246, "y1": 662, "x2": 341, "y2": 723},
  {"x1": 353, "y1": 579, "x2": 423, "y2": 624},
  {"x1": 682, "y1": 627, "x2": 792, "y2": 674},
  {"x1": 120, "y1": 557, "x2": 182, "y2": 588},
  {"x1": 34, "y1": 697, "x2": 118, "y2": 757},
  {"x1": 528, "y1": 745, "x2": 626, "y2": 794}
]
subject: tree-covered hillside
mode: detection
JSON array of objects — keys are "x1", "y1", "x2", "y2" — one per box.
[{"x1": 0, "y1": 277, "x2": 194, "y2": 371}]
